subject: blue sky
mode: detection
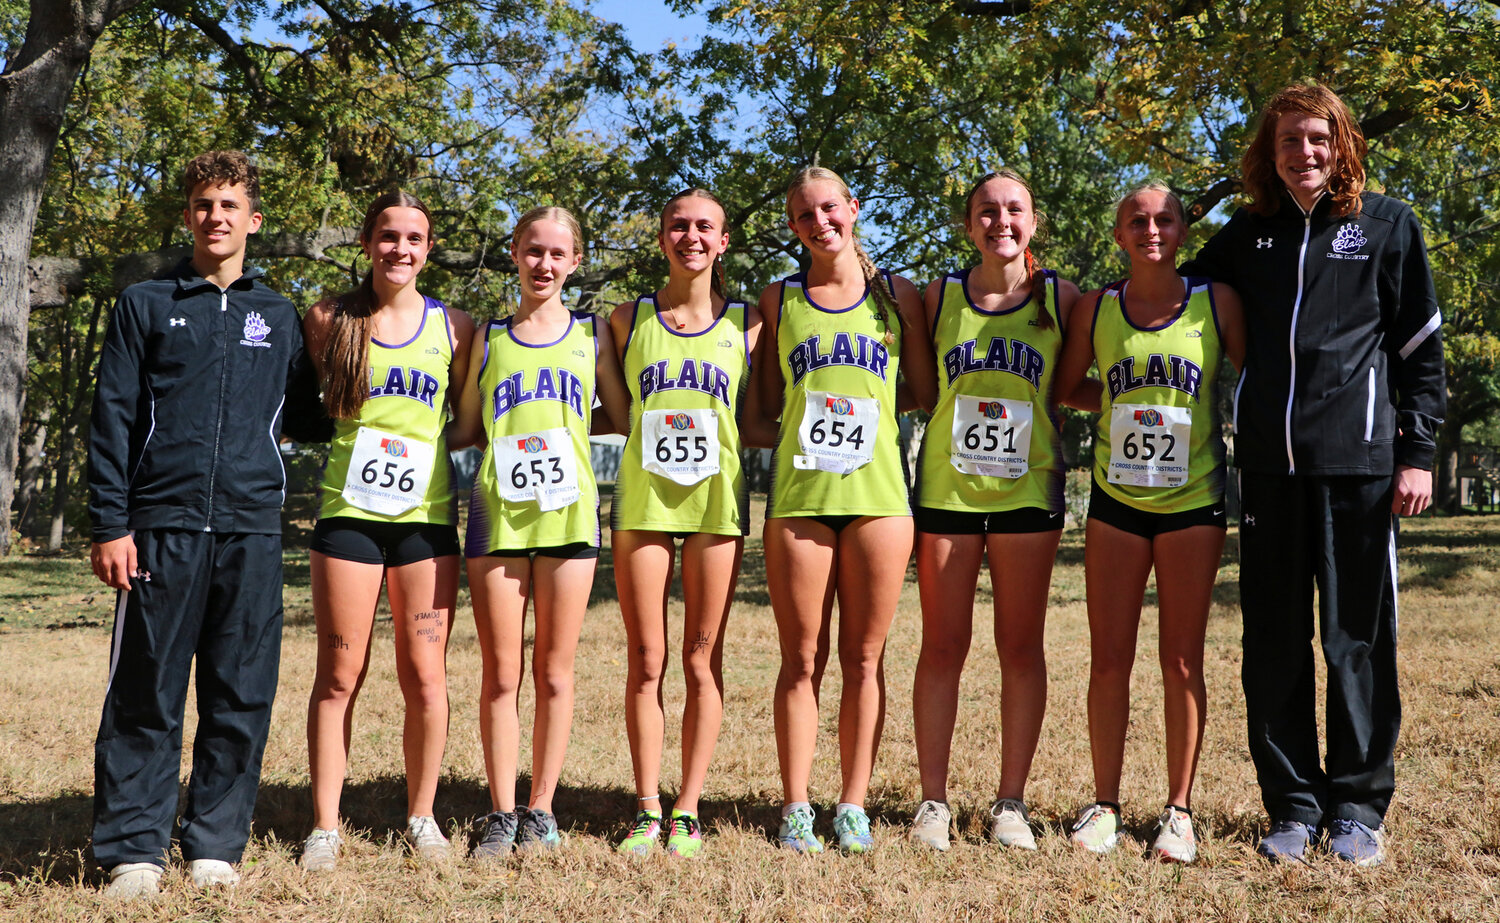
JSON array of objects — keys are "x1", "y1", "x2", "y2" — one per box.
[{"x1": 589, "y1": 0, "x2": 711, "y2": 51}]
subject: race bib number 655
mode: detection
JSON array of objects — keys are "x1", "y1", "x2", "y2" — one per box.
[{"x1": 641, "y1": 409, "x2": 720, "y2": 485}]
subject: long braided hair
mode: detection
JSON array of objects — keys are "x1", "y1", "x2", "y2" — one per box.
[
  {"x1": 784, "y1": 166, "x2": 900, "y2": 346},
  {"x1": 963, "y1": 168, "x2": 1054, "y2": 330},
  {"x1": 660, "y1": 188, "x2": 728, "y2": 299},
  {"x1": 322, "y1": 190, "x2": 434, "y2": 419}
]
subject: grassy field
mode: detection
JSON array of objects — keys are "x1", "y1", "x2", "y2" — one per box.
[{"x1": 1, "y1": 501, "x2": 1498, "y2": 922}]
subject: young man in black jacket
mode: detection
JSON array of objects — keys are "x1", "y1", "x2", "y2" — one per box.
[
  {"x1": 88, "y1": 150, "x2": 324, "y2": 897},
  {"x1": 1181, "y1": 84, "x2": 1445, "y2": 867}
]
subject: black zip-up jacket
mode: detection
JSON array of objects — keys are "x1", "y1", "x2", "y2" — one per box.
[
  {"x1": 88, "y1": 259, "x2": 328, "y2": 541},
  {"x1": 1180, "y1": 190, "x2": 1445, "y2": 475}
]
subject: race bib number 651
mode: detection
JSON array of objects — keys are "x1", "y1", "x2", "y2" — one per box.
[
  {"x1": 493, "y1": 428, "x2": 580, "y2": 511},
  {"x1": 950, "y1": 395, "x2": 1033, "y2": 479},
  {"x1": 1107, "y1": 403, "x2": 1192, "y2": 487}
]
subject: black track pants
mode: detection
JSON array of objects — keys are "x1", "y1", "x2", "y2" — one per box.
[
  {"x1": 1238, "y1": 472, "x2": 1400, "y2": 829},
  {"x1": 92, "y1": 529, "x2": 283, "y2": 869}
]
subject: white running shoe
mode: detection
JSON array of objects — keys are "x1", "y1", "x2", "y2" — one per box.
[
  {"x1": 103, "y1": 862, "x2": 162, "y2": 900},
  {"x1": 1150, "y1": 805, "x2": 1197, "y2": 864},
  {"x1": 908, "y1": 800, "x2": 952, "y2": 852},
  {"x1": 188, "y1": 858, "x2": 240, "y2": 888},
  {"x1": 406, "y1": 814, "x2": 451, "y2": 860},
  {"x1": 989, "y1": 798, "x2": 1038, "y2": 850},
  {"x1": 300, "y1": 828, "x2": 342, "y2": 872}
]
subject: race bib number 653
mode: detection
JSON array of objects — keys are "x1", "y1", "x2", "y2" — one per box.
[{"x1": 493, "y1": 427, "x2": 580, "y2": 511}]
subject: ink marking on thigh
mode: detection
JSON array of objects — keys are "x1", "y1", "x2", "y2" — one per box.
[
  {"x1": 327, "y1": 633, "x2": 349, "y2": 651},
  {"x1": 638, "y1": 644, "x2": 647, "y2": 656},
  {"x1": 691, "y1": 631, "x2": 711, "y2": 653}
]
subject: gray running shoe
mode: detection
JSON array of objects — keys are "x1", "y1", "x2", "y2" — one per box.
[
  {"x1": 909, "y1": 800, "x2": 952, "y2": 851},
  {"x1": 470, "y1": 810, "x2": 520, "y2": 860},
  {"x1": 1256, "y1": 819, "x2": 1316, "y2": 864},
  {"x1": 515, "y1": 807, "x2": 562, "y2": 852},
  {"x1": 1328, "y1": 818, "x2": 1386, "y2": 867}
]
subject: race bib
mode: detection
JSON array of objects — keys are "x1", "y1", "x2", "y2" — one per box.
[
  {"x1": 493, "y1": 427, "x2": 580, "y2": 511},
  {"x1": 641, "y1": 409, "x2": 721, "y2": 486},
  {"x1": 949, "y1": 395, "x2": 1033, "y2": 479},
  {"x1": 1107, "y1": 403, "x2": 1192, "y2": 487},
  {"x1": 793, "y1": 391, "x2": 879, "y2": 474},
  {"x1": 341, "y1": 427, "x2": 436, "y2": 516}
]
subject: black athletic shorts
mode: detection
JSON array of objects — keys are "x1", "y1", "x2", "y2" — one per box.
[
  {"x1": 483, "y1": 541, "x2": 599, "y2": 560},
  {"x1": 1086, "y1": 479, "x2": 1225, "y2": 539},
  {"x1": 310, "y1": 517, "x2": 460, "y2": 566},
  {"x1": 914, "y1": 505, "x2": 1062, "y2": 535}
]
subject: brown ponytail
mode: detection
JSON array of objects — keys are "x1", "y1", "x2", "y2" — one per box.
[{"x1": 321, "y1": 189, "x2": 434, "y2": 419}]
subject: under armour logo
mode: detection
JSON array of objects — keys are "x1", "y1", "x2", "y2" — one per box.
[
  {"x1": 1243, "y1": 514, "x2": 1255, "y2": 526},
  {"x1": 169, "y1": 318, "x2": 186, "y2": 326},
  {"x1": 1256, "y1": 238, "x2": 1273, "y2": 249}
]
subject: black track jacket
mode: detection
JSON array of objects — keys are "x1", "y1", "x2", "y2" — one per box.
[
  {"x1": 1181, "y1": 190, "x2": 1445, "y2": 476},
  {"x1": 88, "y1": 258, "x2": 326, "y2": 542}
]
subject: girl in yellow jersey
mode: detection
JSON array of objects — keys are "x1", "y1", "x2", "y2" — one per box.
[
  {"x1": 909, "y1": 171, "x2": 1088, "y2": 852},
  {"x1": 454, "y1": 207, "x2": 630, "y2": 855},
  {"x1": 1055, "y1": 183, "x2": 1244, "y2": 863},
  {"x1": 300, "y1": 191, "x2": 476, "y2": 870},
  {"x1": 608, "y1": 189, "x2": 767, "y2": 857},
  {"x1": 755, "y1": 167, "x2": 937, "y2": 854}
]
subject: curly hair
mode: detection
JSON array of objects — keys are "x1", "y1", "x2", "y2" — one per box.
[
  {"x1": 181, "y1": 150, "x2": 261, "y2": 212},
  {"x1": 1242, "y1": 83, "x2": 1368, "y2": 218}
]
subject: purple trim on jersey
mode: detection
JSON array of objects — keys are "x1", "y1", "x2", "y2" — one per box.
[
  {"x1": 1117, "y1": 278, "x2": 1191, "y2": 333},
  {"x1": 785, "y1": 271, "x2": 870, "y2": 314},
  {"x1": 428, "y1": 295, "x2": 456, "y2": 356},
  {"x1": 651, "y1": 294, "x2": 731, "y2": 339},
  {"x1": 739, "y1": 301, "x2": 752, "y2": 372},
  {"x1": 619, "y1": 297, "x2": 643, "y2": 367},
  {"x1": 371, "y1": 296, "x2": 431, "y2": 350},
  {"x1": 1196, "y1": 277, "x2": 1224, "y2": 344},
  {"x1": 959, "y1": 266, "x2": 1036, "y2": 317},
  {"x1": 505, "y1": 311, "x2": 577, "y2": 349}
]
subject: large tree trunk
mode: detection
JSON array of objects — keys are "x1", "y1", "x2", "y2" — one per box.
[
  {"x1": 0, "y1": 0, "x2": 144, "y2": 554},
  {"x1": 14, "y1": 399, "x2": 45, "y2": 538}
]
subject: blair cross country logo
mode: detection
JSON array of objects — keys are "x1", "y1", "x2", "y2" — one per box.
[
  {"x1": 517, "y1": 435, "x2": 549, "y2": 453},
  {"x1": 1328, "y1": 223, "x2": 1370, "y2": 260},
  {"x1": 380, "y1": 438, "x2": 408, "y2": 458},
  {"x1": 669, "y1": 413, "x2": 696, "y2": 430},
  {"x1": 1134, "y1": 408, "x2": 1164, "y2": 427},
  {"x1": 978, "y1": 400, "x2": 1007, "y2": 419},
  {"x1": 825, "y1": 397, "x2": 854, "y2": 416},
  {"x1": 240, "y1": 311, "x2": 272, "y2": 347}
]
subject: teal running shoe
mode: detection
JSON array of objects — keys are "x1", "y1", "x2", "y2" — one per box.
[
  {"x1": 834, "y1": 805, "x2": 873, "y2": 854},
  {"x1": 777, "y1": 804, "x2": 823, "y2": 854}
]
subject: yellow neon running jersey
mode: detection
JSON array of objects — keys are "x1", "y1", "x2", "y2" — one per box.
[
  {"x1": 917, "y1": 269, "x2": 1065, "y2": 514},
  {"x1": 767, "y1": 272, "x2": 908, "y2": 519},
  {"x1": 319, "y1": 296, "x2": 456, "y2": 524},
  {"x1": 612, "y1": 295, "x2": 750, "y2": 535},
  {"x1": 1091, "y1": 277, "x2": 1226, "y2": 513},
  {"x1": 466, "y1": 310, "x2": 600, "y2": 553}
]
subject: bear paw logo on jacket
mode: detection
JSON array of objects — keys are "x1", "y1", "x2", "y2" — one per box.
[
  {"x1": 1331, "y1": 223, "x2": 1368, "y2": 255},
  {"x1": 241, "y1": 311, "x2": 272, "y2": 346}
]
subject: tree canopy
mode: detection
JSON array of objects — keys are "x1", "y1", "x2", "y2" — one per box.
[{"x1": 6, "y1": 0, "x2": 1500, "y2": 546}]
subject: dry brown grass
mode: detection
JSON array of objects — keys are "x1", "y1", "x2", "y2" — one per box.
[{"x1": 1, "y1": 504, "x2": 1498, "y2": 922}]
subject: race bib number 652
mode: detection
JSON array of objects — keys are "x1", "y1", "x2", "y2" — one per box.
[
  {"x1": 1107, "y1": 403, "x2": 1192, "y2": 487},
  {"x1": 493, "y1": 427, "x2": 580, "y2": 511}
]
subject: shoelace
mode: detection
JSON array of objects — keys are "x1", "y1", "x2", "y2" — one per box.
[
  {"x1": 477, "y1": 813, "x2": 515, "y2": 845},
  {"x1": 628, "y1": 812, "x2": 662, "y2": 838},
  {"x1": 835, "y1": 810, "x2": 870, "y2": 836},
  {"x1": 1073, "y1": 804, "x2": 1115, "y2": 833},
  {"x1": 521, "y1": 810, "x2": 556, "y2": 842},
  {"x1": 784, "y1": 810, "x2": 815, "y2": 840},
  {"x1": 409, "y1": 817, "x2": 446, "y2": 846},
  {"x1": 671, "y1": 815, "x2": 701, "y2": 839},
  {"x1": 993, "y1": 799, "x2": 1027, "y2": 821}
]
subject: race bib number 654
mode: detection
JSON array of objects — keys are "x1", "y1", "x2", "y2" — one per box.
[{"x1": 794, "y1": 391, "x2": 879, "y2": 474}]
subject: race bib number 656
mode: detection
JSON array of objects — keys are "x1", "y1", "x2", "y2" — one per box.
[{"x1": 342, "y1": 426, "x2": 435, "y2": 516}]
